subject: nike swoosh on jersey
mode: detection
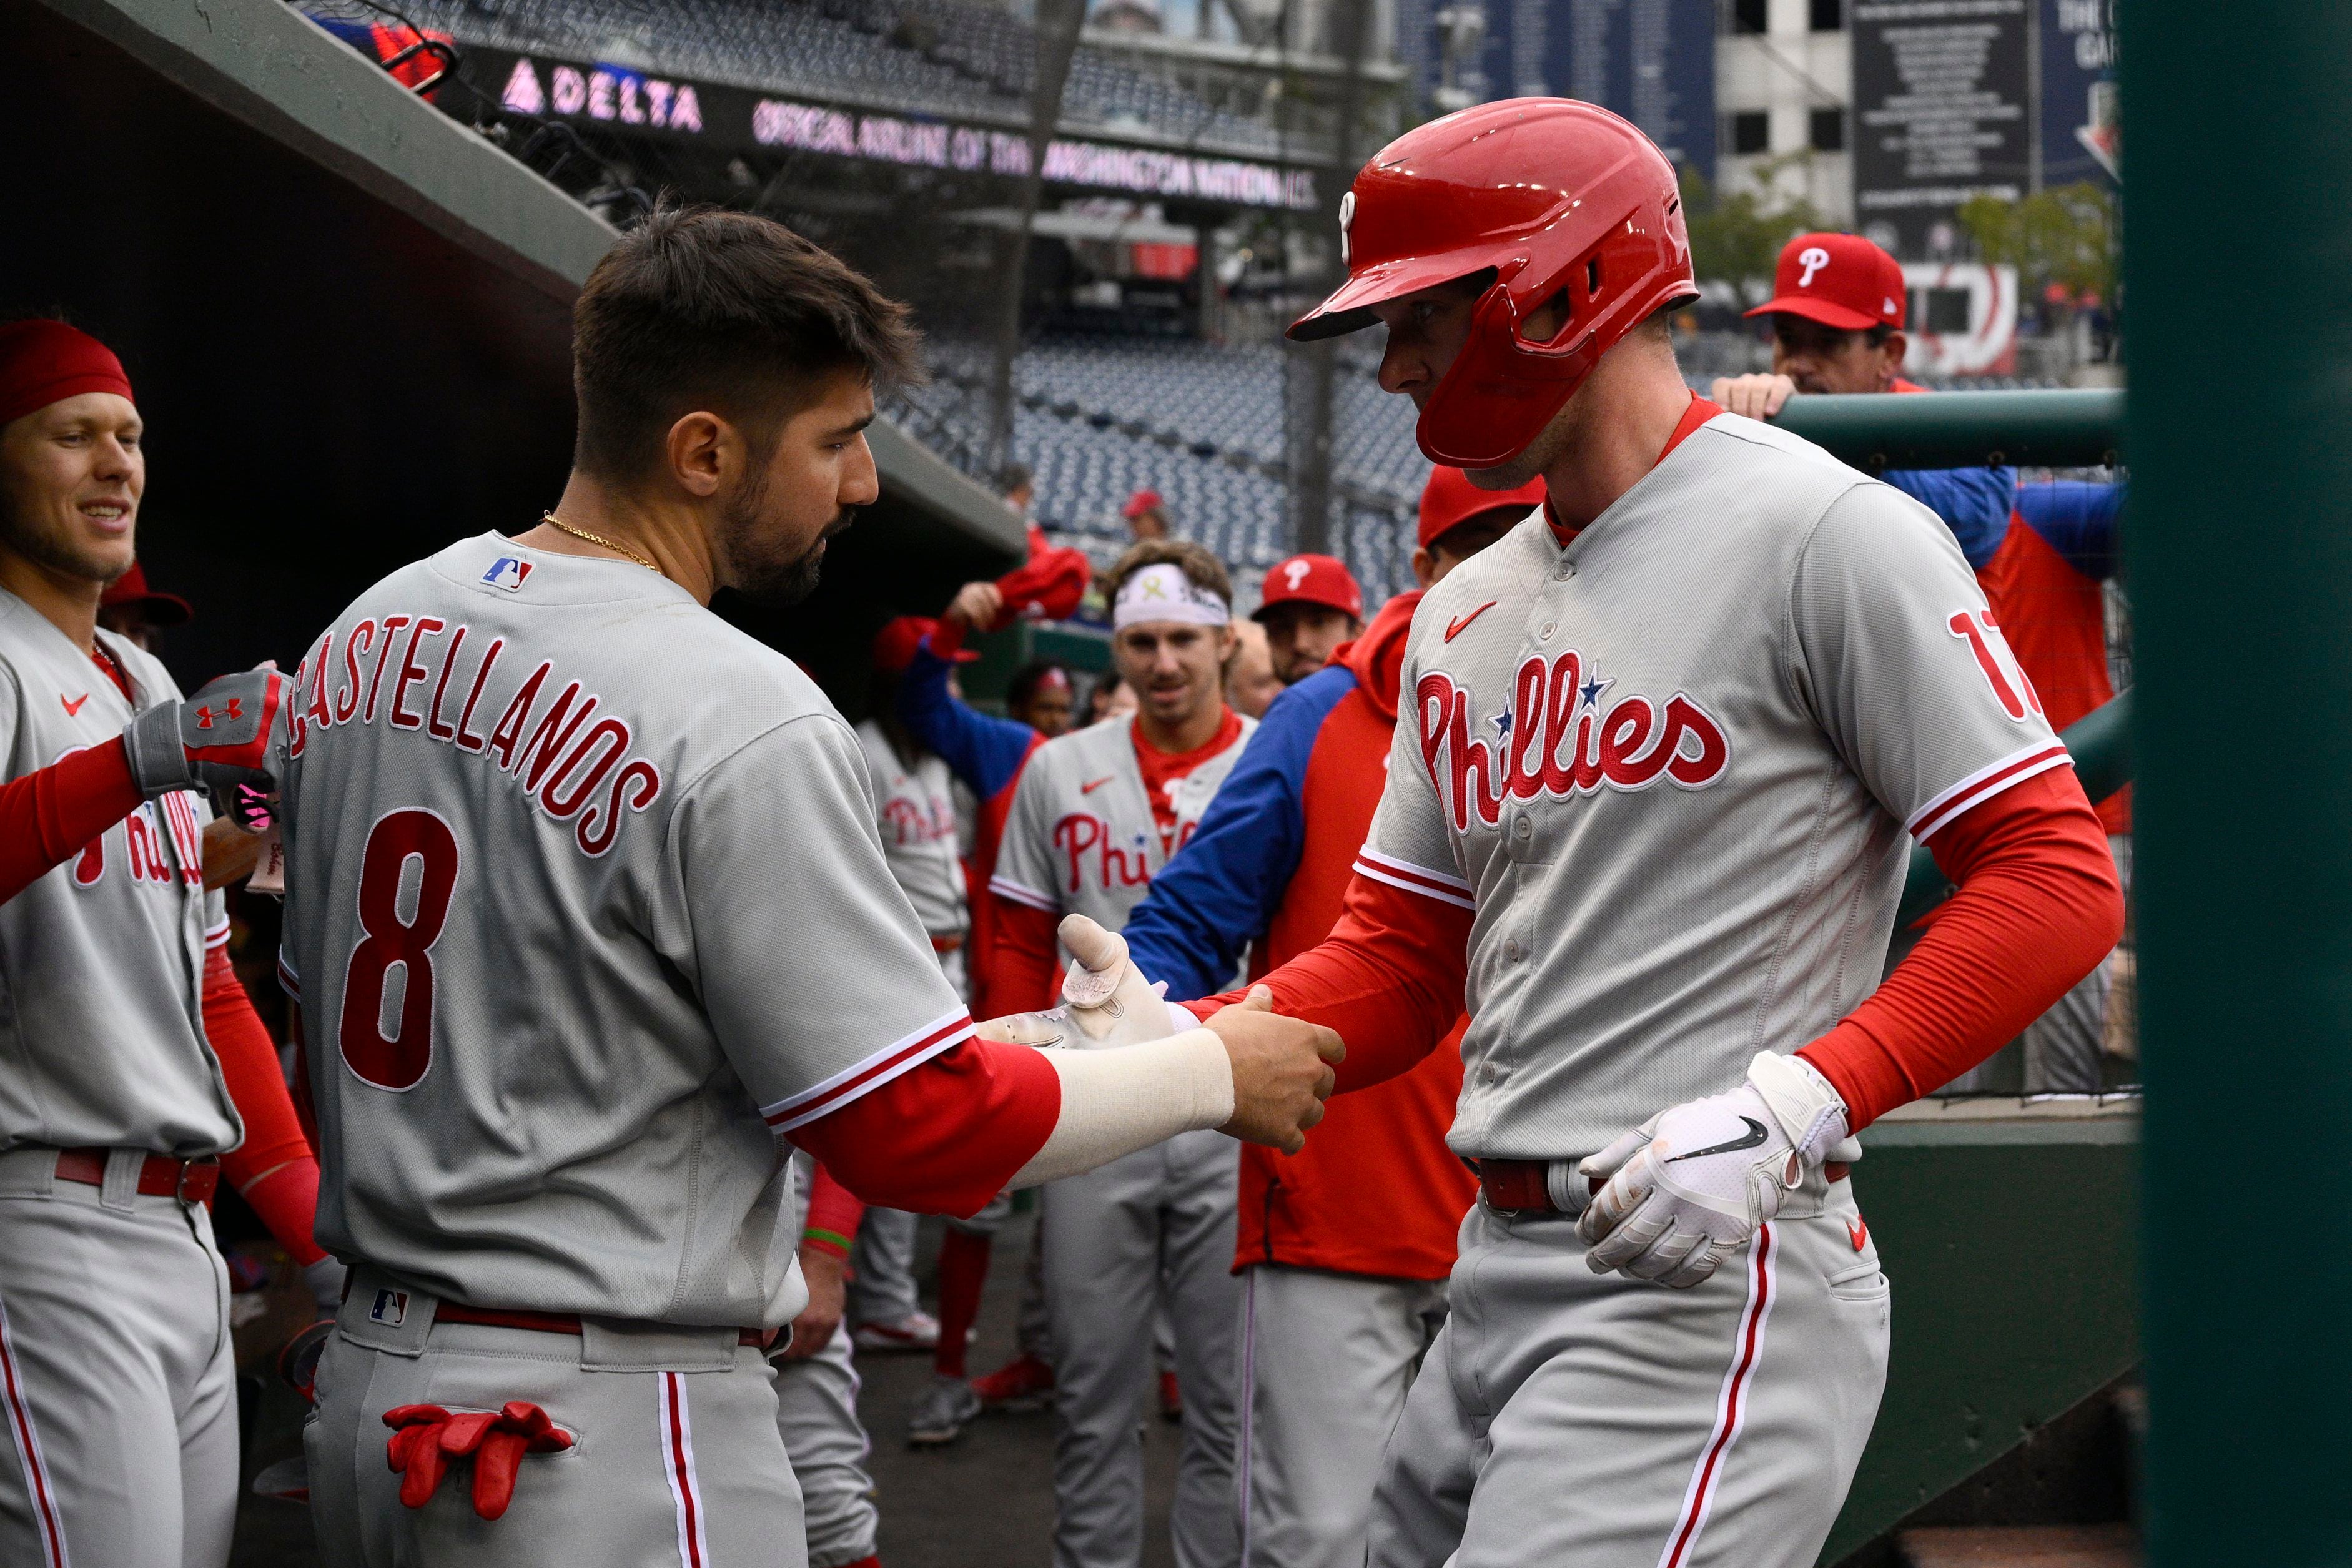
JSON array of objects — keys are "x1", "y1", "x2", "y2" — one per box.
[
  {"x1": 1080, "y1": 776, "x2": 1115, "y2": 794},
  {"x1": 61, "y1": 693, "x2": 89, "y2": 716},
  {"x1": 1444, "y1": 603, "x2": 1498, "y2": 643},
  {"x1": 1663, "y1": 1116, "x2": 1771, "y2": 1164}
]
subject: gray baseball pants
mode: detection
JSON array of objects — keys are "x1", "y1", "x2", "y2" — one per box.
[
  {"x1": 847, "y1": 1206, "x2": 922, "y2": 1328},
  {"x1": 309, "y1": 1265, "x2": 803, "y2": 1567},
  {"x1": 0, "y1": 1150, "x2": 238, "y2": 1568},
  {"x1": 1041, "y1": 1128, "x2": 1240, "y2": 1568},
  {"x1": 1367, "y1": 1183, "x2": 1889, "y2": 1568},
  {"x1": 774, "y1": 1323, "x2": 877, "y2": 1568},
  {"x1": 1235, "y1": 1265, "x2": 1448, "y2": 1568}
]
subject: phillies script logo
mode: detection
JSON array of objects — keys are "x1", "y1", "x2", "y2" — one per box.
[
  {"x1": 1416, "y1": 651, "x2": 1731, "y2": 831},
  {"x1": 1050, "y1": 812, "x2": 1157, "y2": 895},
  {"x1": 882, "y1": 796, "x2": 954, "y2": 847}
]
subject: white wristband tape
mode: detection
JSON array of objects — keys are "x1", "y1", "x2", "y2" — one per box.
[{"x1": 1008, "y1": 1028, "x2": 1234, "y2": 1188}]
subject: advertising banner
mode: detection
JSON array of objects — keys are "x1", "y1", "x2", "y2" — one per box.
[{"x1": 1851, "y1": 0, "x2": 2032, "y2": 258}]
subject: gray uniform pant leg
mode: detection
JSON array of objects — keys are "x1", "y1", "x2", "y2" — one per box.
[
  {"x1": 0, "y1": 1163, "x2": 237, "y2": 1568},
  {"x1": 1017, "y1": 1202, "x2": 1055, "y2": 1363},
  {"x1": 1237, "y1": 1266, "x2": 1446, "y2": 1568},
  {"x1": 847, "y1": 1206, "x2": 922, "y2": 1326},
  {"x1": 308, "y1": 1314, "x2": 803, "y2": 1568},
  {"x1": 1042, "y1": 1130, "x2": 1241, "y2": 1568},
  {"x1": 1369, "y1": 1188, "x2": 1889, "y2": 1568},
  {"x1": 774, "y1": 1324, "x2": 879, "y2": 1568}
]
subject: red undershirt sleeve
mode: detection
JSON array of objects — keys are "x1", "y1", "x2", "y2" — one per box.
[
  {"x1": 204, "y1": 943, "x2": 329, "y2": 1266},
  {"x1": 0, "y1": 738, "x2": 144, "y2": 905},
  {"x1": 1182, "y1": 869, "x2": 1473, "y2": 1095},
  {"x1": 980, "y1": 899, "x2": 1061, "y2": 1020},
  {"x1": 789, "y1": 1037, "x2": 1062, "y2": 1217},
  {"x1": 801, "y1": 1163, "x2": 866, "y2": 1261},
  {"x1": 1798, "y1": 766, "x2": 2123, "y2": 1130}
]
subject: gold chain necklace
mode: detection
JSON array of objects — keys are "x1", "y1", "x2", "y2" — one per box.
[{"x1": 540, "y1": 511, "x2": 661, "y2": 574}]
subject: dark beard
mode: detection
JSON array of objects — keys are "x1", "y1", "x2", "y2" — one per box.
[
  {"x1": 715, "y1": 471, "x2": 839, "y2": 608},
  {"x1": 0, "y1": 486, "x2": 131, "y2": 586}
]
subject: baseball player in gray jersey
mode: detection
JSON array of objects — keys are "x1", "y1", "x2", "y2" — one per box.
[
  {"x1": 273, "y1": 208, "x2": 1342, "y2": 1568},
  {"x1": 1127, "y1": 102, "x2": 2125, "y2": 1568},
  {"x1": 0, "y1": 320, "x2": 319, "y2": 1568},
  {"x1": 986, "y1": 539, "x2": 1255, "y2": 1568}
]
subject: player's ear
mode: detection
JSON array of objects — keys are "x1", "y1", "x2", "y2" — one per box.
[
  {"x1": 1880, "y1": 331, "x2": 1907, "y2": 380},
  {"x1": 665, "y1": 410, "x2": 729, "y2": 499}
]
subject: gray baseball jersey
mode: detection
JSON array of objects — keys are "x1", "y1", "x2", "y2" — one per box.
[
  {"x1": 854, "y1": 718, "x2": 966, "y2": 940},
  {"x1": 0, "y1": 589, "x2": 236, "y2": 1156},
  {"x1": 1364, "y1": 412, "x2": 2068, "y2": 1157},
  {"x1": 988, "y1": 710, "x2": 1254, "y2": 969},
  {"x1": 274, "y1": 533, "x2": 969, "y2": 1328}
]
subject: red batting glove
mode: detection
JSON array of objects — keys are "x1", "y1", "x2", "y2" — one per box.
[{"x1": 384, "y1": 1400, "x2": 575, "y2": 1519}]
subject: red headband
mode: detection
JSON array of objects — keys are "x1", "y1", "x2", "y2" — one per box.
[{"x1": 0, "y1": 320, "x2": 134, "y2": 428}]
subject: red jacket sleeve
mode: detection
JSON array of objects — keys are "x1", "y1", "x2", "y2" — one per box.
[
  {"x1": 0, "y1": 738, "x2": 144, "y2": 905},
  {"x1": 979, "y1": 899, "x2": 1060, "y2": 1020},
  {"x1": 801, "y1": 1163, "x2": 866, "y2": 1260},
  {"x1": 203, "y1": 943, "x2": 328, "y2": 1266},
  {"x1": 790, "y1": 1037, "x2": 1060, "y2": 1216},
  {"x1": 1185, "y1": 869, "x2": 1473, "y2": 1095},
  {"x1": 1799, "y1": 766, "x2": 2123, "y2": 1129}
]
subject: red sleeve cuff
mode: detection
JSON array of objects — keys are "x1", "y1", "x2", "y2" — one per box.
[{"x1": 790, "y1": 1038, "x2": 1061, "y2": 1216}]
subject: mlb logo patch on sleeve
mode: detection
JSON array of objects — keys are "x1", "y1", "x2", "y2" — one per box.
[
  {"x1": 369, "y1": 1288, "x2": 410, "y2": 1327},
  {"x1": 482, "y1": 557, "x2": 534, "y2": 592}
]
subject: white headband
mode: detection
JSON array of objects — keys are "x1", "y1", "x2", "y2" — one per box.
[{"x1": 1113, "y1": 563, "x2": 1230, "y2": 630}]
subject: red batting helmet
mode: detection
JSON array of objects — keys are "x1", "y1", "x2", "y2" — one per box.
[{"x1": 1289, "y1": 99, "x2": 1697, "y2": 470}]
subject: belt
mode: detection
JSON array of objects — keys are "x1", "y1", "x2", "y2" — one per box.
[
  {"x1": 1478, "y1": 1154, "x2": 1852, "y2": 1215},
  {"x1": 55, "y1": 1148, "x2": 219, "y2": 1204},
  {"x1": 432, "y1": 1302, "x2": 769, "y2": 1349},
  {"x1": 930, "y1": 933, "x2": 966, "y2": 954},
  {"x1": 1477, "y1": 1157, "x2": 1574, "y2": 1215}
]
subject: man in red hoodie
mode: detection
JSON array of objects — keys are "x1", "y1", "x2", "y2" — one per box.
[{"x1": 1119, "y1": 466, "x2": 1545, "y2": 1568}]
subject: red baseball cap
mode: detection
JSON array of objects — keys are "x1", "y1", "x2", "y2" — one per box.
[
  {"x1": 1417, "y1": 466, "x2": 1547, "y2": 550},
  {"x1": 99, "y1": 561, "x2": 193, "y2": 627},
  {"x1": 1120, "y1": 489, "x2": 1164, "y2": 521},
  {"x1": 872, "y1": 616, "x2": 979, "y2": 674},
  {"x1": 1254, "y1": 554, "x2": 1363, "y2": 621},
  {"x1": 988, "y1": 546, "x2": 1091, "y2": 631},
  {"x1": 1745, "y1": 232, "x2": 1907, "y2": 333},
  {"x1": 0, "y1": 320, "x2": 134, "y2": 428}
]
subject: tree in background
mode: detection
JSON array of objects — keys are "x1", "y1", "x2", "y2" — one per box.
[
  {"x1": 1679, "y1": 155, "x2": 1822, "y2": 309},
  {"x1": 1955, "y1": 182, "x2": 2119, "y2": 305}
]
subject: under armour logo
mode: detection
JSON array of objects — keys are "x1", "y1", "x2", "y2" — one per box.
[
  {"x1": 194, "y1": 698, "x2": 243, "y2": 730},
  {"x1": 1797, "y1": 245, "x2": 1831, "y2": 288},
  {"x1": 1285, "y1": 560, "x2": 1310, "y2": 591},
  {"x1": 1338, "y1": 190, "x2": 1356, "y2": 269}
]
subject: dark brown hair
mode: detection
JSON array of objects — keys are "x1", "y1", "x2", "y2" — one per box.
[
  {"x1": 571, "y1": 204, "x2": 925, "y2": 481},
  {"x1": 1104, "y1": 537, "x2": 1232, "y2": 609}
]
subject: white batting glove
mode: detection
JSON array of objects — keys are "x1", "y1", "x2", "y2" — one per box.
[
  {"x1": 971, "y1": 914, "x2": 1195, "y2": 1052},
  {"x1": 1573, "y1": 1052, "x2": 1852, "y2": 1289}
]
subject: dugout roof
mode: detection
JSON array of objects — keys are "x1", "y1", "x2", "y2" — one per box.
[{"x1": 2, "y1": 0, "x2": 1024, "y2": 690}]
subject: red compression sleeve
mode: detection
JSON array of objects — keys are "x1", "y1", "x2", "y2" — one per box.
[
  {"x1": 1185, "y1": 870, "x2": 1473, "y2": 1094},
  {"x1": 981, "y1": 900, "x2": 1060, "y2": 1018},
  {"x1": 802, "y1": 1163, "x2": 866, "y2": 1261},
  {"x1": 934, "y1": 1228, "x2": 992, "y2": 1378},
  {"x1": 1799, "y1": 767, "x2": 2123, "y2": 1130},
  {"x1": 0, "y1": 738, "x2": 144, "y2": 904},
  {"x1": 791, "y1": 1038, "x2": 1061, "y2": 1217},
  {"x1": 204, "y1": 945, "x2": 327, "y2": 1265}
]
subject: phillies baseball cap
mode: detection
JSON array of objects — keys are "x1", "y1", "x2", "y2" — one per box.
[
  {"x1": 872, "y1": 616, "x2": 979, "y2": 674},
  {"x1": 99, "y1": 561, "x2": 194, "y2": 626},
  {"x1": 1254, "y1": 554, "x2": 1363, "y2": 621},
  {"x1": 987, "y1": 546, "x2": 1090, "y2": 631},
  {"x1": 1746, "y1": 232, "x2": 1907, "y2": 333},
  {"x1": 1120, "y1": 489, "x2": 1164, "y2": 520},
  {"x1": 1417, "y1": 466, "x2": 1547, "y2": 550}
]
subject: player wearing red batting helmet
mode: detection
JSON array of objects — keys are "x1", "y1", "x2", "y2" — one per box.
[
  {"x1": 1103, "y1": 99, "x2": 2128, "y2": 1568},
  {"x1": 1253, "y1": 553, "x2": 1362, "y2": 684}
]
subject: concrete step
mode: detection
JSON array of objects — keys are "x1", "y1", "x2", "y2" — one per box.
[{"x1": 1898, "y1": 1524, "x2": 2140, "y2": 1568}]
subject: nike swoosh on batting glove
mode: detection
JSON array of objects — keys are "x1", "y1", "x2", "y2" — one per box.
[
  {"x1": 1573, "y1": 1050, "x2": 1850, "y2": 1289},
  {"x1": 124, "y1": 666, "x2": 287, "y2": 805}
]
